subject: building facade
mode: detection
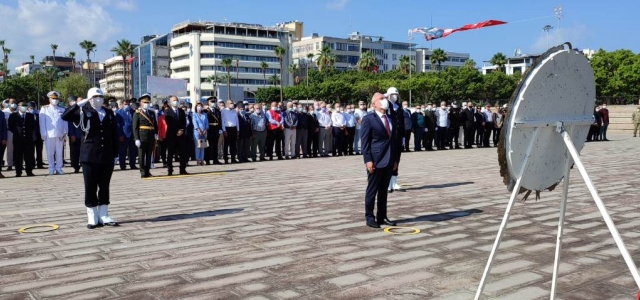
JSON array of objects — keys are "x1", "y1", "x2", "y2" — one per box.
[
  {"x1": 292, "y1": 32, "x2": 416, "y2": 73},
  {"x1": 132, "y1": 34, "x2": 171, "y2": 98},
  {"x1": 415, "y1": 49, "x2": 471, "y2": 72},
  {"x1": 104, "y1": 56, "x2": 128, "y2": 99},
  {"x1": 169, "y1": 20, "x2": 296, "y2": 102},
  {"x1": 481, "y1": 53, "x2": 540, "y2": 75},
  {"x1": 15, "y1": 62, "x2": 43, "y2": 76},
  {"x1": 80, "y1": 62, "x2": 105, "y2": 87}
]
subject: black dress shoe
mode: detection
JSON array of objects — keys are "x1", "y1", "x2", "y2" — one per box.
[
  {"x1": 130, "y1": 166, "x2": 139, "y2": 170},
  {"x1": 214, "y1": 160, "x2": 222, "y2": 165},
  {"x1": 26, "y1": 172, "x2": 35, "y2": 177},
  {"x1": 379, "y1": 219, "x2": 397, "y2": 226},
  {"x1": 167, "y1": 171, "x2": 173, "y2": 176},
  {"x1": 87, "y1": 224, "x2": 101, "y2": 229},
  {"x1": 101, "y1": 222, "x2": 119, "y2": 227},
  {"x1": 366, "y1": 220, "x2": 381, "y2": 229},
  {"x1": 15, "y1": 173, "x2": 21, "y2": 177},
  {"x1": 74, "y1": 169, "x2": 80, "y2": 173},
  {"x1": 179, "y1": 171, "x2": 189, "y2": 175}
]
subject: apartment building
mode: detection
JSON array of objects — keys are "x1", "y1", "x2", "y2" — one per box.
[
  {"x1": 415, "y1": 48, "x2": 471, "y2": 72},
  {"x1": 132, "y1": 34, "x2": 171, "y2": 98}
]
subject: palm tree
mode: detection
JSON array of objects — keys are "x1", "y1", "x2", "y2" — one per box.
[
  {"x1": 490, "y1": 52, "x2": 508, "y2": 72},
  {"x1": 29, "y1": 55, "x2": 35, "y2": 65},
  {"x1": 50, "y1": 44, "x2": 58, "y2": 66},
  {"x1": 430, "y1": 48, "x2": 447, "y2": 71},
  {"x1": 399, "y1": 55, "x2": 413, "y2": 75},
  {"x1": 2, "y1": 48, "x2": 10, "y2": 75},
  {"x1": 235, "y1": 59, "x2": 240, "y2": 88},
  {"x1": 68, "y1": 51, "x2": 76, "y2": 73},
  {"x1": 220, "y1": 74, "x2": 233, "y2": 98},
  {"x1": 463, "y1": 59, "x2": 477, "y2": 69},
  {"x1": 221, "y1": 58, "x2": 233, "y2": 99},
  {"x1": 274, "y1": 45, "x2": 286, "y2": 103},
  {"x1": 80, "y1": 40, "x2": 96, "y2": 83},
  {"x1": 269, "y1": 74, "x2": 279, "y2": 87},
  {"x1": 287, "y1": 63, "x2": 298, "y2": 85},
  {"x1": 316, "y1": 46, "x2": 335, "y2": 72},
  {"x1": 260, "y1": 61, "x2": 268, "y2": 88},
  {"x1": 357, "y1": 51, "x2": 378, "y2": 73},
  {"x1": 110, "y1": 39, "x2": 134, "y2": 99},
  {"x1": 0, "y1": 40, "x2": 6, "y2": 75},
  {"x1": 207, "y1": 75, "x2": 220, "y2": 97},
  {"x1": 306, "y1": 53, "x2": 314, "y2": 86}
]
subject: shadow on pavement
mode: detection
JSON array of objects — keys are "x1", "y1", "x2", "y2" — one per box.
[
  {"x1": 395, "y1": 209, "x2": 483, "y2": 224},
  {"x1": 405, "y1": 181, "x2": 474, "y2": 191},
  {"x1": 119, "y1": 208, "x2": 244, "y2": 224}
]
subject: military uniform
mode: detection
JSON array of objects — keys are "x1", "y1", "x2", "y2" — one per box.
[
  {"x1": 8, "y1": 102, "x2": 36, "y2": 177},
  {"x1": 62, "y1": 88, "x2": 119, "y2": 229},
  {"x1": 133, "y1": 95, "x2": 158, "y2": 178},
  {"x1": 385, "y1": 87, "x2": 405, "y2": 191}
]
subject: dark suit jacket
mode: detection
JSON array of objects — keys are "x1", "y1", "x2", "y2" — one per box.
[
  {"x1": 361, "y1": 112, "x2": 397, "y2": 169},
  {"x1": 0, "y1": 112, "x2": 7, "y2": 142},
  {"x1": 132, "y1": 109, "x2": 158, "y2": 143},
  {"x1": 116, "y1": 107, "x2": 135, "y2": 138},
  {"x1": 164, "y1": 107, "x2": 187, "y2": 139},
  {"x1": 463, "y1": 108, "x2": 475, "y2": 127},
  {"x1": 8, "y1": 112, "x2": 37, "y2": 143},
  {"x1": 62, "y1": 104, "x2": 119, "y2": 164},
  {"x1": 238, "y1": 111, "x2": 253, "y2": 138},
  {"x1": 387, "y1": 103, "x2": 404, "y2": 161},
  {"x1": 205, "y1": 107, "x2": 221, "y2": 133}
]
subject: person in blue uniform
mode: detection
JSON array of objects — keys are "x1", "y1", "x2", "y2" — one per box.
[
  {"x1": 192, "y1": 102, "x2": 209, "y2": 165},
  {"x1": 132, "y1": 94, "x2": 158, "y2": 178},
  {"x1": 116, "y1": 98, "x2": 137, "y2": 170},
  {"x1": 61, "y1": 88, "x2": 119, "y2": 229},
  {"x1": 8, "y1": 102, "x2": 36, "y2": 177}
]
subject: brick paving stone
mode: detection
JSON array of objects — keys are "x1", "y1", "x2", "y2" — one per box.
[
  {"x1": 0, "y1": 134, "x2": 638, "y2": 299},
  {"x1": 326, "y1": 273, "x2": 370, "y2": 287}
]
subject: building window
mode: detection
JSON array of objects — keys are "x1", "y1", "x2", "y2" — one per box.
[
  {"x1": 384, "y1": 53, "x2": 388, "y2": 60},
  {"x1": 392, "y1": 54, "x2": 397, "y2": 61},
  {"x1": 348, "y1": 44, "x2": 359, "y2": 52},
  {"x1": 173, "y1": 55, "x2": 189, "y2": 61},
  {"x1": 172, "y1": 43, "x2": 189, "y2": 50},
  {"x1": 174, "y1": 67, "x2": 190, "y2": 73},
  {"x1": 201, "y1": 53, "x2": 279, "y2": 63}
]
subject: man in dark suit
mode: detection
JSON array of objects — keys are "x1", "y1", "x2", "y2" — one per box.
[
  {"x1": 462, "y1": 103, "x2": 476, "y2": 148},
  {"x1": 0, "y1": 107, "x2": 6, "y2": 178},
  {"x1": 67, "y1": 97, "x2": 84, "y2": 173},
  {"x1": 132, "y1": 94, "x2": 158, "y2": 178},
  {"x1": 205, "y1": 96, "x2": 222, "y2": 165},
  {"x1": 29, "y1": 101, "x2": 45, "y2": 169},
  {"x1": 116, "y1": 98, "x2": 137, "y2": 170},
  {"x1": 361, "y1": 92, "x2": 398, "y2": 229},
  {"x1": 385, "y1": 87, "x2": 404, "y2": 192},
  {"x1": 8, "y1": 102, "x2": 36, "y2": 177},
  {"x1": 236, "y1": 101, "x2": 253, "y2": 163},
  {"x1": 163, "y1": 95, "x2": 188, "y2": 175}
]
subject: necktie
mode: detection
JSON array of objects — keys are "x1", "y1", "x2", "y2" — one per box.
[{"x1": 382, "y1": 115, "x2": 391, "y2": 136}]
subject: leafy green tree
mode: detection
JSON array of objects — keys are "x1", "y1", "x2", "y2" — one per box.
[
  {"x1": 357, "y1": 51, "x2": 378, "y2": 73},
  {"x1": 316, "y1": 46, "x2": 335, "y2": 72},
  {"x1": 221, "y1": 58, "x2": 233, "y2": 98},
  {"x1": 110, "y1": 39, "x2": 134, "y2": 99},
  {"x1": 207, "y1": 75, "x2": 220, "y2": 97},
  {"x1": 399, "y1": 55, "x2": 413, "y2": 75},
  {"x1": 0, "y1": 74, "x2": 48, "y2": 105},
  {"x1": 255, "y1": 87, "x2": 280, "y2": 103},
  {"x1": 54, "y1": 74, "x2": 91, "y2": 103},
  {"x1": 260, "y1": 61, "x2": 268, "y2": 88}
]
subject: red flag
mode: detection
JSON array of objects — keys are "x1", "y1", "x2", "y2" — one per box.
[{"x1": 412, "y1": 19, "x2": 507, "y2": 41}]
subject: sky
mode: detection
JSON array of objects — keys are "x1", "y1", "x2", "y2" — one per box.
[{"x1": 1, "y1": 0, "x2": 639, "y2": 71}]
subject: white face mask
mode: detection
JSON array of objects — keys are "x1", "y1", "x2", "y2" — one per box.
[
  {"x1": 111, "y1": 108, "x2": 117, "y2": 113},
  {"x1": 50, "y1": 99, "x2": 59, "y2": 106},
  {"x1": 91, "y1": 97, "x2": 104, "y2": 108},
  {"x1": 172, "y1": 101, "x2": 179, "y2": 107},
  {"x1": 196, "y1": 106, "x2": 203, "y2": 113},
  {"x1": 10, "y1": 104, "x2": 17, "y2": 110},
  {"x1": 403, "y1": 105, "x2": 408, "y2": 109},
  {"x1": 390, "y1": 95, "x2": 398, "y2": 102},
  {"x1": 19, "y1": 106, "x2": 27, "y2": 113},
  {"x1": 143, "y1": 103, "x2": 150, "y2": 110},
  {"x1": 380, "y1": 99, "x2": 389, "y2": 110}
]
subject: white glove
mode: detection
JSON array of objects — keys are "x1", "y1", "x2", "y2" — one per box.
[
  {"x1": 135, "y1": 140, "x2": 141, "y2": 148},
  {"x1": 154, "y1": 134, "x2": 158, "y2": 140},
  {"x1": 77, "y1": 99, "x2": 90, "y2": 107},
  {"x1": 218, "y1": 130, "x2": 223, "y2": 135},
  {"x1": 424, "y1": 128, "x2": 428, "y2": 132}
]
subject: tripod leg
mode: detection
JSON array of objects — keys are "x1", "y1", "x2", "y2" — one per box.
[
  {"x1": 475, "y1": 128, "x2": 540, "y2": 300},
  {"x1": 561, "y1": 130, "x2": 640, "y2": 289},
  {"x1": 551, "y1": 139, "x2": 573, "y2": 300}
]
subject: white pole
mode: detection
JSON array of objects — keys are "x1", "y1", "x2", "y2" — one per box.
[
  {"x1": 550, "y1": 127, "x2": 573, "y2": 299},
  {"x1": 561, "y1": 130, "x2": 640, "y2": 289},
  {"x1": 408, "y1": 35, "x2": 413, "y2": 107},
  {"x1": 475, "y1": 128, "x2": 541, "y2": 300}
]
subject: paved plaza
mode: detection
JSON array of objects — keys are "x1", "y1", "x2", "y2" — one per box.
[{"x1": 0, "y1": 134, "x2": 639, "y2": 300}]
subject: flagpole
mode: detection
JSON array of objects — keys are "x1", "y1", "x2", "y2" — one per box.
[{"x1": 430, "y1": 15, "x2": 433, "y2": 49}]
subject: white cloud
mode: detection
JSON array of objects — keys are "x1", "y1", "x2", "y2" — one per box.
[
  {"x1": 531, "y1": 24, "x2": 589, "y2": 53},
  {"x1": 325, "y1": 0, "x2": 348, "y2": 10},
  {"x1": 114, "y1": 0, "x2": 136, "y2": 11},
  {"x1": 0, "y1": 0, "x2": 122, "y2": 71}
]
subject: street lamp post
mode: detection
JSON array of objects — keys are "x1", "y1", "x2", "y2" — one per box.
[
  {"x1": 408, "y1": 34, "x2": 413, "y2": 107},
  {"x1": 554, "y1": 6, "x2": 564, "y2": 45},
  {"x1": 543, "y1": 25, "x2": 554, "y2": 49},
  {"x1": 92, "y1": 49, "x2": 97, "y2": 87}
]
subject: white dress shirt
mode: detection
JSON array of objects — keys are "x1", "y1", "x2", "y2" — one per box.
[
  {"x1": 483, "y1": 110, "x2": 493, "y2": 122},
  {"x1": 345, "y1": 112, "x2": 356, "y2": 127},
  {"x1": 221, "y1": 108, "x2": 240, "y2": 131},
  {"x1": 317, "y1": 111, "x2": 332, "y2": 127},
  {"x1": 354, "y1": 109, "x2": 367, "y2": 129},
  {"x1": 435, "y1": 108, "x2": 449, "y2": 128},
  {"x1": 331, "y1": 111, "x2": 347, "y2": 127}
]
